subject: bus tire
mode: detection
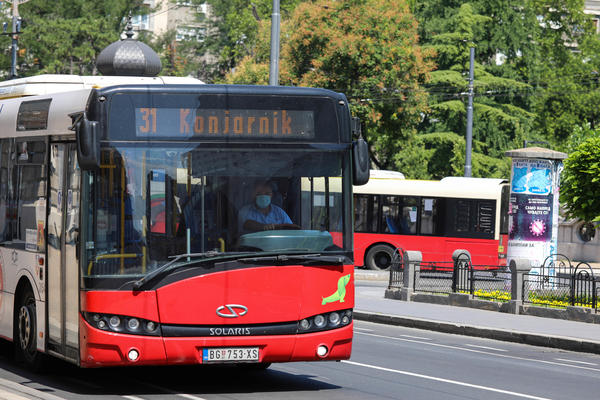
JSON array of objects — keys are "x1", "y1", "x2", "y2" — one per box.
[
  {"x1": 14, "y1": 287, "x2": 44, "y2": 371},
  {"x1": 365, "y1": 244, "x2": 394, "y2": 270}
]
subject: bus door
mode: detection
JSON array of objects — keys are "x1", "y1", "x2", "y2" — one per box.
[{"x1": 47, "y1": 143, "x2": 80, "y2": 363}]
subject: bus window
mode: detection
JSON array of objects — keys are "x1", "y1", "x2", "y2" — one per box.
[
  {"x1": 420, "y1": 198, "x2": 438, "y2": 235},
  {"x1": 354, "y1": 194, "x2": 378, "y2": 233},
  {"x1": 0, "y1": 140, "x2": 11, "y2": 242},
  {"x1": 499, "y1": 184, "x2": 510, "y2": 234},
  {"x1": 381, "y1": 195, "x2": 417, "y2": 234},
  {"x1": 476, "y1": 200, "x2": 495, "y2": 234},
  {"x1": 17, "y1": 140, "x2": 47, "y2": 250}
]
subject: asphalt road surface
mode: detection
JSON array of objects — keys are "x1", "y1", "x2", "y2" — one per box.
[{"x1": 1, "y1": 320, "x2": 599, "y2": 400}]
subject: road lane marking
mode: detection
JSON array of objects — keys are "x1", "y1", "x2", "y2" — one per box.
[
  {"x1": 122, "y1": 396, "x2": 146, "y2": 400},
  {"x1": 356, "y1": 331, "x2": 600, "y2": 372},
  {"x1": 178, "y1": 395, "x2": 208, "y2": 400},
  {"x1": 342, "y1": 360, "x2": 552, "y2": 400},
  {"x1": 129, "y1": 379, "x2": 207, "y2": 400},
  {"x1": 554, "y1": 358, "x2": 597, "y2": 366},
  {"x1": 398, "y1": 334, "x2": 432, "y2": 341},
  {"x1": 354, "y1": 327, "x2": 374, "y2": 332},
  {"x1": 465, "y1": 344, "x2": 508, "y2": 352}
]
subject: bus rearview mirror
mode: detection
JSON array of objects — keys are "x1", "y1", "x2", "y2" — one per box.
[
  {"x1": 76, "y1": 117, "x2": 100, "y2": 170},
  {"x1": 352, "y1": 138, "x2": 370, "y2": 185}
]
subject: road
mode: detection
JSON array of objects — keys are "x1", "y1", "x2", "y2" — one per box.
[{"x1": 1, "y1": 320, "x2": 599, "y2": 400}]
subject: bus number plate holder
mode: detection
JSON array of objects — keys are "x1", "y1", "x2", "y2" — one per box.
[{"x1": 202, "y1": 347, "x2": 259, "y2": 363}]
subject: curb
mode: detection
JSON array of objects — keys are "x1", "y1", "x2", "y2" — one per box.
[{"x1": 353, "y1": 310, "x2": 600, "y2": 355}]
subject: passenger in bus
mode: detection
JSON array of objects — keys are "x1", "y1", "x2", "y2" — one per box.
[{"x1": 238, "y1": 181, "x2": 300, "y2": 233}]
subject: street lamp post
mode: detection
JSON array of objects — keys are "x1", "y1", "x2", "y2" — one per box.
[
  {"x1": 269, "y1": 0, "x2": 280, "y2": 86},
  {"x1": 464, "y1": 46, "x2": 474, "y2": 177}
]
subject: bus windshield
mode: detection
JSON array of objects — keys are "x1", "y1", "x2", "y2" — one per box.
[{"x1": 82, "y1": 144, "x2": 350, "y2": 280}]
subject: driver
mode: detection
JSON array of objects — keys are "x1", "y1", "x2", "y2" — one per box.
[{"x1": 238, "y1": 181, "x2": 300, "y2": 233}]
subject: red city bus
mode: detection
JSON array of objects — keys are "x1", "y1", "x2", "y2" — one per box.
[
  {"x1": 354, "y1": 171, "x2": 509, "y2": 269},
  {"x1": 0, "y1": 75, "x2": 368, "y2": 369}
]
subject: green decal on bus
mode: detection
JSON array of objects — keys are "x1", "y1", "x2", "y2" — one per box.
[{"x1": 322, "y1": 274, "x2": 351, "y2": 305}]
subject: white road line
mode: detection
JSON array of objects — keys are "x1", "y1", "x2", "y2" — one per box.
[
  {"x1": 342, "y1": 360, "x2": 552, "y2": 400},
  {"x1": 122, "y1": 396, "x2": 146, "y2": 400},
  {"x1": 465, "y1": 344, "x2": 508, "y2": 352},
  {"x1": 129, "y1": 379, "x2": 207, "y2": 400},
  {"x1": 354, "y1": 327, "x2": 374, "y2": 332},
  {"x1": 554, "y1": 358, "x2": 598, "y2": 366},
  {"x1": 356, "y1": 331, "x2": 600, "y2": 372},
  {"x1": 178, "y1": 394, "x2": 208, "y2": 400},
  {"x1": 398, "y1": 334, "x2": 432, "y2": 341}
]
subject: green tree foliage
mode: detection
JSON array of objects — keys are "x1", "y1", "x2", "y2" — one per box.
[
  {"x1": 560, "y1": 137, "x2": 600, "y2": 222},
  {"x1": 412, "y1": 0, "x2": 600, "y2": 180},
  {"x1": 0, "y1": 0, "x2": 145, "y2": 77},
  {"x1": 416, "y1": 3, "x2": 532, "y2": 178},
  {"x1": 226, "y1": 0, "x2": 434, "y2": 171},
  {"x1": 202, "y1": 0, "x2": 301, "y2": 81}
]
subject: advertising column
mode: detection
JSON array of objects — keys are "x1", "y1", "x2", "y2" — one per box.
[{"x1": 504, "y1": 147, "x2": 567, "y2": 274}]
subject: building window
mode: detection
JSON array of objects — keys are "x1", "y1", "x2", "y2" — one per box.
[
  {"x1": 176, "y1": 26, "x2": 206, "y2": 42},
  {"x1": 131, "y1": 14, "x2": 150, "y2": 31}
]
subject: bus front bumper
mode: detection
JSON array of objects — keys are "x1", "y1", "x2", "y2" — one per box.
[{"x1": 80, "y1": 318, "x2": 353, "y2": 367}]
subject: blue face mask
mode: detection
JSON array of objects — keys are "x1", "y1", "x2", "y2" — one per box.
[{"x1": 256, "y1": 194, "x2": 271, "y2": 209}]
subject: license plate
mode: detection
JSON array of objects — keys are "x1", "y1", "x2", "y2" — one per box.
[{"x1": 202, "y1": 347, "x2": 259, "y2": 363}]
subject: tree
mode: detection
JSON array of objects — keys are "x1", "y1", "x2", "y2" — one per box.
[
  {"x1": 412, "y1": 0, "x2": 600, "y2": 179},
  {"x1": 202, "y1": 0, "x2": 301, "y2": 82},
  {"x1": 0, "y1": 0, "x2": 146, "y2": 77},
  {"x1": 414, "y1": 3, "x2": 531, "y2": 178},
  {"x1": 560, "y1": 137, "x2": 600, "y2": 223},
  {"x1": 227, "y1": 0, "x2": 434, "y2": 171}
]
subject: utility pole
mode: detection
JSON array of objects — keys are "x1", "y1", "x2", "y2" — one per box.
[
  {"x1": 269, "y1": 0, "x2": 280, "y2": 86},
  {"x1": 464, "y1": 46, "x2": 474, "y2": 177},
  {"x1": 10, "y1": 0, "x2": 19, "y2": 79},
  {"x1": 4, "y1": 0, "x2": 30, "y2": 79}
]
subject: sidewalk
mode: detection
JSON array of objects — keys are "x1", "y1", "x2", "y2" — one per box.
[{"x1": 354, "y1": 271, "x2": 600, "y2": 354}]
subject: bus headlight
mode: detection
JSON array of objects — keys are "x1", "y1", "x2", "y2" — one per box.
[
  {"x1": 83, "y1": 312, "x2": 161, "y2": 336},
  {"x1": 314, "y1": 314, "x2": 326, "y2": 328},
  {"x1": 297, "y1": 309, "x2": 352, "y2": 333},
  {"x1": 328, "y1": 312, "x2": 341, "y2": 326}
]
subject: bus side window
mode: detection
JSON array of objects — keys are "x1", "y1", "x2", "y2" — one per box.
[
  {"x1": 16, "y1": 140, "x2": 47, "y2": 251},
  {"x1": 0, "y1": 139, "x2": 11, "y2": 243},
  {"x1": 420, "y1": 198, "x2": 437, "y2": 235}
]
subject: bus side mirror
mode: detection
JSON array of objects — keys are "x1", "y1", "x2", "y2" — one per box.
[
  {"x1": 352, "y1": 138, "x2": 370, "y2": 185},
  {"x1": 76, "y1": 117, "x2": 100, "y2": 170}
]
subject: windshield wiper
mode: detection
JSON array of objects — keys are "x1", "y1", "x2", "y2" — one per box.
[
  {"x1": 132, "y1": 251, "x2": 245, "y2": 291},
  {"x1": 237, "y1": 253, "x2": 345, "y2": 265}
]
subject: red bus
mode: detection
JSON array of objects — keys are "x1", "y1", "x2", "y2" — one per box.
[
  {"x1": 0, "y1": 75, "x2": 369, "y2": 369},
  {"x1": 353, "y1": 171, "x2": 509, "y2": 269}
]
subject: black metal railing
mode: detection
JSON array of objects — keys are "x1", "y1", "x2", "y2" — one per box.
[
  {"x1": 388, "y1": 248, "x2": 406, "y2": 289},
  {"x1": 522, "y1": 257, "x2": 598, "y2": 311},
  {"x1": 389, "y1": 251, "x2": 598, "y2": 311},
  {"x1": 414, "y1": 261, "x2": 455, "y2": 294}
]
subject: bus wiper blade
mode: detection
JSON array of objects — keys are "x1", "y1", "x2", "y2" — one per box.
[
  {"x1": 237, "y1": 253, "x2": 345, "y2": 265},
  {"x1": 132, "y1": 252, "x2": 245, "y2": 291}
]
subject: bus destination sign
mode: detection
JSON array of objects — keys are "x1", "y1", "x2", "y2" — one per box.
[{"x1": 135, "y1": 108, "x2": 315, "y2": 139}]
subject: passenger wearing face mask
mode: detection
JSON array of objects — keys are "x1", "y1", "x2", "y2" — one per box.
[{"x1": 238, "y1": 181, "x2": 300, "y2": 233}]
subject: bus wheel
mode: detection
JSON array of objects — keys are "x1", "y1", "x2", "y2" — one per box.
[
  {"x1": 365, "y1": 245, "x2": 394, "y2": 270},
  {"x1": 14, "y1": 288, "x2": 43, "y2": 371}
]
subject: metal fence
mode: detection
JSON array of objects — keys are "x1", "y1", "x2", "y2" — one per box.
[
  {"x1": 388, "y1": 250, "x2": 599, "y2": 311},
  {"x1": 523, "y1": 259, "x2": 598, "y2": 311}
]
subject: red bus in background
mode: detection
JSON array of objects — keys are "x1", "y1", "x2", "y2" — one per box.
[
  {"x1": 0, "y1": 75, "x2": 367, "y2": 370},
  {"x1": 353, "y1": 171, "x2": 509, "y2": 269}
]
